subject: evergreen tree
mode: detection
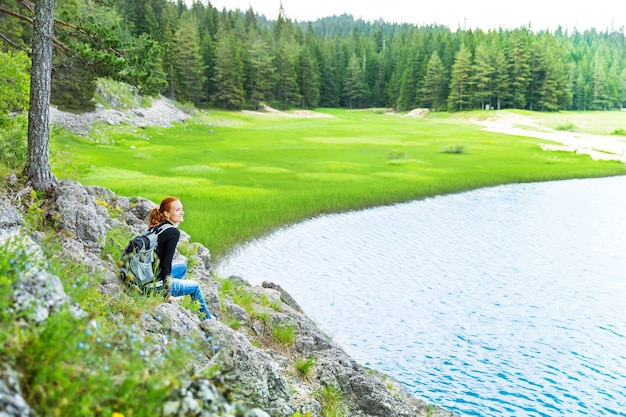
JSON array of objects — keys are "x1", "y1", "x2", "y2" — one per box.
[
  {"x1": 298, "y1": 44, "x2": 321, "y2": 108},
  {"x1": 492, "y1": 51, "x2": 511, "y2": 110},
  {"x1": 272, "y1": 7, "x2": 301, "y2": 108},
  {"x1": 212, "y1": 23, "x2": 245, "y2": 109},
  {"x1": 343, "y1": 52, "x2": 367, "y2": 108},
  {"x1": 318, "y1": 40, "x2": 340, "y2": 107},
  {"x1": 173, "y1": 17, "x2": 205, "y2": 104},
  {"x1": 472, "y1": 42, "x2": 495, "y2": 109},
  {"x1": 536, "y1": 35, "x2": 571, "y2": 111},
  {"x1": 198, "y1": 27, "x2": 216, "y2": 106},
  {"x1": 447, "y1": 43, "x2": 473, "y2": 111},
  {"x1": 396, "y1": 67, "x2": 413, "y2": 111},
  {"x1": 507, "y1": 29, "x2": 531, "y2": 109},
  {"x1": 247, "y1": 31, "x2": 276, "y2": 109},
  {"x1": 592, "y1": 52, "x2": 608, "y2": 110},
  {"x1": 420, "y1": 51, "x2": 447, "y2": 110}
]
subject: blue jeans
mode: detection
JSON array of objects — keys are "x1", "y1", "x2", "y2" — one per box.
[{"x1": 170, "y1": 263, "x2": 212, "y2": 320}]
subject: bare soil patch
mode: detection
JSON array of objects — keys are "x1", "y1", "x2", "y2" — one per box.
[
  {"x1": 242, "y1": 103, "x2": 333, "y2": 118},
  {"x1": 473, "y1": 112, "x2": 626, "y2": 164}
]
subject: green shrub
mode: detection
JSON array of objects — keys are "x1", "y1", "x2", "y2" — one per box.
[
  {"x1": 611, "y1": 128, "x2": 626, "y2": 136},
  {"x1": 0, "y1": 115, "x2": 28, "y2": 170},
  {"x1": 440, "y1": 144, "x2": 466, "y2": 154},
  {"x1": 555, "y1": 122, "x2": 577, "y2": 131}
]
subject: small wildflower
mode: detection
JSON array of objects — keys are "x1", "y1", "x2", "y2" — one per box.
[
  {"x1": 155, "y1": 314, "x2": 162, "y2": 322},
  {"x1": 77, "y1": 342, "x2": 85, "y2": 349},
  {"x1": 112, "y1": 412, "x2": 125, "y2": 417},
  {"x1": 142, "y1": 313, "x2": 151, "y2": 320},
  {"x1": 85, "y1": 329, "x2": 93, "y2": 336},
  {"x1": 212, "y1": 345, "x2": 219, "y2": 351},
  {"x1": 206, "y1": 336, "x2": 212, "y2": 342}
]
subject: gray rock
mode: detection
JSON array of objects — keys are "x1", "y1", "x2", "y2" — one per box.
[
  {"x1": 85, "y1": 185, "x2": 116, "y2": 203},
  {"x1": 262, "y1": 281, "x2": 303, "y2": 312},
  {"x1": 51, "y1": 181, "x2": 108, "y2": 248},
  {"x1": 0, "y1": 196, "x2": 23, "y2": 230},
  {"x1": 163, "y1": 377, "x2": 270, "y2": 417},
  {"x1": 11, "y1": 268, "x2": 70, "y2": 323},
  {"x1": 202, "y1": 322, "x2": 294, "y2": 417},
  {"x1": 129, "y1": 197, "x2": 156, "y2": 223},
  {"x1": 0, "y1": 364, "x2": 34, "y2": 417}
]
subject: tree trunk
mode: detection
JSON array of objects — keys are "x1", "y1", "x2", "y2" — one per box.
[{"x1": 23, "y1": 0, "x2": 58, "y2": 190}]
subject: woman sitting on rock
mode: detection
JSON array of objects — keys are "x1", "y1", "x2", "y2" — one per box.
[{"x1": 149, "y1": 197, "x2": 215, "y2": 321}]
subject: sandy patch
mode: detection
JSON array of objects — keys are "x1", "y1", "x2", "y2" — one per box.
[
  {"x1": 474, "y1": 112, "x2": 626, "y2": 164},
  {"x1": 404, "y1": 108, "x2": 430, "y2": 118},
  {"x1": 241, "y1": 103, "x2": 333, "y2": 118}
]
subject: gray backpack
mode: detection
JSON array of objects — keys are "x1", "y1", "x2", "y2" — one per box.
[{"x1": 118, "y1": 223, "x2": 173, "y2": 291}]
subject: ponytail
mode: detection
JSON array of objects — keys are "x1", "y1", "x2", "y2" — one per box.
[{"x1": 148, "y1": 197, "x2": 179, "y2": 227}]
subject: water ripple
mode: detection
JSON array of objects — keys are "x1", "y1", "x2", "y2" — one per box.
[{"x1": 217, "y1": 176, "x2": 626, "y2": 416}]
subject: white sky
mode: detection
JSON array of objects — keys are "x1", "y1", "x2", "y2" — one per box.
[{"x1": 206, "y1": 0, "x2": 624, "y2": 32}]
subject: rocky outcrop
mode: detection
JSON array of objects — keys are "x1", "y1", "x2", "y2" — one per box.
[
  {"x1": 0, "y1": 179, "x2": 458, "y2": 417},
  {"x1": 49, "y1": 97, "x2": 191, "y2": 136}
]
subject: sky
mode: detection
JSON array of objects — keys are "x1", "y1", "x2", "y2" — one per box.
[{"x1": 206, "y1": 0, "x2": 625, "y2": 32}]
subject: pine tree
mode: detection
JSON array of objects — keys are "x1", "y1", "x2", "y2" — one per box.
[
  {"x1": 298, "y1": 44, "x2": 321, "y2": 109},
  {"x1": 507, "y1": 29, "x2": 531, "y2": 109},
  {"x1": 173, "y1": 18, "x2": 205, "y2": 105},
  {"x1": 420, "y1": 51, "x2": 447, "y2": 110},
  {"x1": 343, "y1": 52, "x2": 367, "y2": 108},
  {"x1": 247, "y1": 31, "x2": 276, "y2": 109},
  {"x1": 212, "y1": 23, "x2": 245, "y2": 109},
  {"x1": 472, "y1": 43, "x2": 494, "y2": 110},
  {"x1": 447, "y1": 44, "x2": 473, "y2": 111},
  {"x1": 492, "y1": 51, "x2": 511, "y2": 110}
]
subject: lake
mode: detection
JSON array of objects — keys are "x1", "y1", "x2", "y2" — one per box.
[{"x1": 216, "y1": 176, "x2": 626, "y2": 416}]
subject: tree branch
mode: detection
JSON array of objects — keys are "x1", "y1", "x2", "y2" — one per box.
[
  {"x1": 0, "y1": 4, "x2": 71, "y2": 51},
  {"x1": 0, "y1": 31, "x2": 30, "y2": 52}
]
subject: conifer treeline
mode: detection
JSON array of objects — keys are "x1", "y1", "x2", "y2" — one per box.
[
  {"x1": 196, "y1": 3, "x2": 626, "y2": 112},
  {"x1": 4, "y1": 0, "x2": 626, "y2": 112}
]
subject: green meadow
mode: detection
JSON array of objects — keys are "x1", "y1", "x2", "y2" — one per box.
[{"x1": 52, "y1": 108, "x2": 626, "y2": 259}]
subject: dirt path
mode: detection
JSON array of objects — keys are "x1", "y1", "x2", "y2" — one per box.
[{"x1": 473, "y1": 112, "x2": 626, "y2": 164}]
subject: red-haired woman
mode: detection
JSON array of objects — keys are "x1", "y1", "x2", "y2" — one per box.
[{"x1": 148, "y1": 197, "x2": 214, "y2": 321}]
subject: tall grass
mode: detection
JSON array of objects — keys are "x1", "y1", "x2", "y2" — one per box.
[
  {"x1": 51, "y1": 109, "x2": 626, "y2": 258},
  {"x1": 0, "y1": 237, "x2": 212, "y2": 417}
]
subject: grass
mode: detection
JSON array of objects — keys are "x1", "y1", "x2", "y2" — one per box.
[
  {"x1": 0, "y1": 236, "x2": 212, "y2": 417},
  {"x1": 294, "y1": 356, "x2": 316, "y2": 378},
  {"x1": 50, "y1": 108, "x2": 626, "y2": 259},
  {"x1": 314, "y1": 384, "x2": 348, "y2": 417},
  {"x1": 270, "y1": 322, "x2": 296, "y2": 345}
]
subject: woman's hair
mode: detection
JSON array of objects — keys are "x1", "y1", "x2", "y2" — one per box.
[{"x1": 148, "y1": 197, "x2": 180, "y2": 227}]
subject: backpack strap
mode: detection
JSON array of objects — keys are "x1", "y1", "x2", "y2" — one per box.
[{"x1": 151, "y1": 222, "x2": 174, "y2": 235}]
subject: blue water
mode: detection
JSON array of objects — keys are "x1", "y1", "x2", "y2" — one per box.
[{"x1": 216, "y1": 176, "x2": 626, "y2": 416}]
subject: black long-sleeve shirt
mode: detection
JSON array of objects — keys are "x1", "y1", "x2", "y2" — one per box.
[{"x1": 155, "y1": 221, "x2": 180, "y2": 282}]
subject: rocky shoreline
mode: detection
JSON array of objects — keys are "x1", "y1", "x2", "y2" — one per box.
[
  {"x1": 0, "y1": 97, "x2": 462, "y2": 416},
  {"x1": 0, "y1": 178, "x2": 459, "y2": 416}
]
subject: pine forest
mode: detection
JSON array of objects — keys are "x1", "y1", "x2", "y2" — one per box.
[{"x1": 1, "y1": 0, "x2": 626, "y2": 113}]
